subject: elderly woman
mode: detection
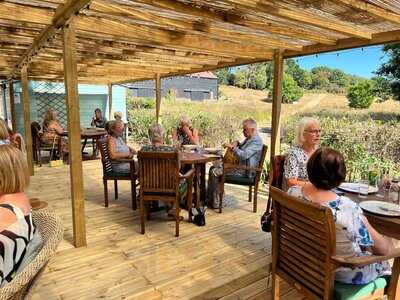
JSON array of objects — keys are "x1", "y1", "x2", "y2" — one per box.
[
  {"x1": 288, "y1": 148, "x2": 392, "y2": 284},
  {"x1": 91, "y1": 108, "x2": 107, "y2": 128},
  {"x1": 107, "y1": 120, "x2": 136, "y2": 174},
  {"x1": 41, "y1": 109, "x2": 67, "y2": 157},
  {"x1": 207, "y1": 118, "x2": 263, "y2": 208},
  {"x1": 172, "y1": 116, "x2": 199, "y2": 146},
  {"x1": 283, "y1": 117, "x2": 321, "y2": 190},
  {"x1": 141, "y1": 124, "x2": 174, "y2": 151},
  {"x1": 0, "y1": 145, "x2": 42, "y2": 286}
]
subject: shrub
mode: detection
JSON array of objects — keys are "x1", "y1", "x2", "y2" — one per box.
[
  {"x1": 282, "y1": 74, "x2": 304, "y2": 103},
  {"x1": 127, "y1": 97, "x2": 155, "y2": 110},
  {"x1": 347, "y1": 81, "x2": 375, "y2": 109},
  {"x1": 371, "y1": 76, "x2": 391, "y2": 102}
]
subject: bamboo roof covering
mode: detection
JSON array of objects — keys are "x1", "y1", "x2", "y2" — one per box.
[{"x1": 1, "y1": 0, "x2": 400, "y2": 84}]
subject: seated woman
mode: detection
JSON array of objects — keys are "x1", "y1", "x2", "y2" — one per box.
[
  {"x1": 0, "y1": 118, "x2": 10, "y2": 145},
  {"x1": 91, "y1": 108, "x2": 107, "y2": 128},
  {"x1": 172, "y1": 116, "x2": 199, "y2": 146},
  {"x1": 41, "y1": 108, "x2": 66, "y2": 157},
  {"x1": 283, "y1": 117, "x2": 321, "y2": 191},
  {"x1": 107, "y1": 120, "x2": 136, "y2": 174},
  {"x1": 0, "y1": 145, "x2": 43, "y2": 287},
  {"x1": 288, "y1": 148, "x2": 392, "y2": 284},
  {"x1": 207, "y1": 118, "x2": 263, "y2": 208},
  {"x1": 141, "y1": 124, "x2": 174, "y2": 151}
]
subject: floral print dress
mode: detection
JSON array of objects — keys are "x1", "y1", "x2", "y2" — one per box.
[{"x1": 288, "y1": 186, "x2": 391, "y2": 285}]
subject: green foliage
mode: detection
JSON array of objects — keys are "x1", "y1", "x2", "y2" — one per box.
[
  {"x1": 376, "y1": 43, "x2": 400, "y2": 100},
  {"x1": 283, "y1": 113, "x2": 400, "y2": 180},
  {"x1": 233, "y1": 70, "x2": 246, "y2": 88},
  {"x1": 281, "y1": 74, "x2": 304, "y2": 103},
  {"x1": 214, "y1": 68, "x2": 233, "y2": 85},
  {"x1": 127, "y1": 97, "x2": 155, "y2": 109},
  {"x1": 347, "y1": 81, "x2": 375, "y2": 109},
  {"x1": 371, "y1": 76, "x2": 391, "y2": 102}
]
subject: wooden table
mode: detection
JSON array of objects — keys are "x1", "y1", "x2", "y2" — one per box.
[
  {"x1": 61, "y1": 128, "x2": 107, "y2": 159},
  {"x1": 181, "y1": 152, "x2": 221, "y2": 207}
]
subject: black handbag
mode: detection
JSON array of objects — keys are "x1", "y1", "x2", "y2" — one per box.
[
  {"x1": 260, "y1": 195, "x2": 273, "y2": 232},
  {"x1": 192, "y1": 207, "x2": 206, "y2": 226}
]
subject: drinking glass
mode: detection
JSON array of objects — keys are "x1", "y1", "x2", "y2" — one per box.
[
  {"x1": 377, "y1": 175, "x2": 390, "y2": 199},
  {"x1": 358, "y1": 180, "x2": 369, "y2": 198}
]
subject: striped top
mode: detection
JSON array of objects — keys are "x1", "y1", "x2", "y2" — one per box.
[{"x1": 0, "y1": 203, "x2": 36, "y2": 286}]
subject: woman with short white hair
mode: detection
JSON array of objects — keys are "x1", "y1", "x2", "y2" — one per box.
[
  {"x1": 283, "y1": 117, "x2": 321, "y2": 190},
  {"x1": 171, "y1": 116, "x2": 199, "y2": 145}
]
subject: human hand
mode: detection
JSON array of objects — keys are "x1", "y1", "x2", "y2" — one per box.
[{"x1": 182, "y1": 125, "x2": 191, "y2": 135}]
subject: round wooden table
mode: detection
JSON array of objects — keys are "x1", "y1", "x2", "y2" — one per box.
[{"x1": 181, "y1": 152, "x2": 221, "y2": 206}]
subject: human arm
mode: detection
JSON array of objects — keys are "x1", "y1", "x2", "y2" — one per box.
[
  {"x1": 362, "y1": 216, "x2": 393, "y2": 256},
  {"x1": 182, "y1": 126, "x2": 199, "y2": 145},
  {"x1": 286, "y1": 178, "x2": 308, "y2": 188},
  {"x1": 108, "y1": 137, "x2": 133, "y2": 159},
  {"x1": 50, "y1": 121, "x2": 64, "y2": 135},
  {"x1": 283, "y1": 149, "x2": 308, "y2": 188},
  {"x1": 90, "y1": 117, "x2": 95, "y2": 127},
  {"x1": 232, "y1": 139, "x2": 261, "y2": 160}
]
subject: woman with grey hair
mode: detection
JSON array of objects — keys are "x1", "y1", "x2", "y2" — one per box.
[
  {"x1": 283, "y1": 117, "x2": 321, "y2": 190},
  {"x1": 172, "y1": 116, "x2": 199, "y2": 145},
  {"x1": 141, "y1": 124, "x2": 174, "y2": 152}
]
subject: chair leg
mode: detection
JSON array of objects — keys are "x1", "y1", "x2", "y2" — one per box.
[
  {"x1": 248, "y1": 186, "x2": 252, "y2": 202},
  {"x1": 38, "y1": 149, "x2": 42, "y2": 167},
  {"x1": 131, "y1": 179, "x2": 137, "y2": 210},
  {"x1": 253, "y1": 184, "x2": 258, "y2": 213},
  {"x1": 103, "y1": 179, "x2": 109, "y2": 207},
  {"x1": 175, "y1": 199, "x2": 180, "y2": 237},
  {"x1": 140, "y1": 198, "x2": 145, "y2": 234},
  {"x1": 114, "y1": 180, "x2": 118, "y2": 200},
  {"x1": 219, "y1": 181, "x2": 224, "y2": 213},
  {"x1": 272, "y1": 273, "x2": 280, "y2": 300},
  {"x1": 187, "y1": 180, "x2": 193, "y2": 222}
]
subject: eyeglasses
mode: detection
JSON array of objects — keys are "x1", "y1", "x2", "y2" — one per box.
[{"x1": 305, "y1": 129, "x2": 321, "y2": 134}]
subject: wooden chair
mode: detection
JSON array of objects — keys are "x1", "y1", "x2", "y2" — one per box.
[
  {"x1": 97, "y1": 138, "x2": 138, "y2": 210},
  {"x1": 138, "y1": 150, "x2": 194, "y2": 237},
  {"x1": 0, "y1": 210, "x2": 63, "y2": 300},
  {"x1": 266, "y1": 155, "x2": 286, "y2": 212},
  {"x1": 219, "y1": 144, "x2": 268, "y2": 213},
  {"x1": 270, "y1": 186, "x2": 400, "y2": 300},
  {"x1": 31, "y1": 122, "x2": 62, "y2": 167}
]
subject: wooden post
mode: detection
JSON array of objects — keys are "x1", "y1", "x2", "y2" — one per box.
[
  {"x1": 21, "y1": 66, "x2": 34, "y2": 176},
  {"x1": 270, "y1": 50, "x2": 284, "y2": 160},
  {"x1": 8, "y1": 81, "x2": 17, "y2": 131},
  {"x1": 108, "y1": 83, "x2": 113, "y2": 120},
  {"x1": 155, "y1": 73, "x2": 161, "y2": 123},
  {"x1": 63, "y1": 20, "x2": 87, "y2": 247}
]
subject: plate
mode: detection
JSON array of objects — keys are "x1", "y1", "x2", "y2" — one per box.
[
  {"x1": 183, "y1": 145, "x2": 198, "y2": 151},
  {"x1": 204, "y1": 147, "x2": 221, "y2": 154},
  {"x1": 338, "y1": 182, "x2": 378, "y2": 194},
  {"x1": 360, "y1": 201, "x2": 400, "y2": 217}
]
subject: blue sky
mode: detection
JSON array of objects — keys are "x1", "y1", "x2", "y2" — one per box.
[{"x1": 295, "y1": 46, "x2": 387, "y2": 78}]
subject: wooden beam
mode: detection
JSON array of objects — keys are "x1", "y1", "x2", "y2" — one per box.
[
  {"x1": 62, "y1": 20, "x2": 86, "y2": 248},
  {"x1": 270, "y1": 50, "x2": 284, "y2": 160},
  {"x1": 333, "y1": 0, "x2": 400, "y2": 26},
  {"x1": 9, "y1": 0, "x2": 92, "y2": 79},
  {"x1": 7, "y1": 80, "x2": 16, "y2": 131},
  {"x1": 21, "y1": 66, "x2": 34, "y2": 176},
  {"x1": 285, "y1": 30, "x2": 400, "y2": 58},
  {"x1": 108, "y1": 83, "x2": 112, "y2": 120},
  {"x1": 155, "y1": 73, "x2": 161, "y2": 124}
]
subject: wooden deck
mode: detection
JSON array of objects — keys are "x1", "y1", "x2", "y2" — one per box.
[{"x1": 26, "y1": 160, "x2": 300, "y2": 300}]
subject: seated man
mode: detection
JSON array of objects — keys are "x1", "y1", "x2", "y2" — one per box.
[
  {"x1": 91, "y1": 108, "x2": 107, "y2": 128},
  {"x1": 206, "y1": 118, "x2": 263, "y2": 208}
]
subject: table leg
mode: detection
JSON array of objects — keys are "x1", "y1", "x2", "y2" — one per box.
[
  {"x1": 194, "y1": 164, "x2": 201, "y2": 209},
  {"x1": 92, "y1": 138, "x2": 96, "y2": 159},
  {"x1": 200, "y1": 163, "x2": 206, "y2": 207},
  {"x1": 81, "y1": 138, "x2": 87, "y2": 154}
]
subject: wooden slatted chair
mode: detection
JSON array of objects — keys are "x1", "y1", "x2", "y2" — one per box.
[
  {"x1": 31, "y1": 122, "x2": 62, "y2": 167},
  {"x1": 138, "y1": 150, "x2": 194, "y2": 237},
  {"x1": 266, "y1": 155, "x2": 286, "y2": 212},
  {"x1": 270, "y1": 186, "x2": 400, "y2": 300},
  {"x1": 97, "y1": 137, "x2": 138, "y2": 210},
  {"x1": 219, "y1": 144, "x2": 268, "y2": 213}
]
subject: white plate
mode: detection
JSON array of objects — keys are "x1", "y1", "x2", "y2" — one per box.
[
  {"x1": 204, "y1": 147, "x2": 221, "y2": 154},
  {"x1": 360, "y1": 201, "x2": 400, "y2": 217},
  {"x1": 183, "y1": 145, "x2": 198, "y2": 150},
  {"x1": 338, "y1": 182, "x2": 378, "y2": 194}
]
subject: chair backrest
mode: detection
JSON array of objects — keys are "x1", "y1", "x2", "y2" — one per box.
[
  {"x1": 31, "y1": 122, "x2": 41, "y2": 144},
  {"x1": 270, "y1": 187, "x2": 336, "y2": 300},
  {"x1": 270, "y1": 155, "x2": 286, "y2": 190},
  {"x1": 0, "y1": 210, "x2": 63, "y2": 300},
  {"x1": 258, "y1": 144, "x2": 268, "y2": 169},
  {"x1": 138, "y1": 150, "x2": 180, "y2": 195},
  {"x1": 97, "y1": 137, "x2": 113, "y2": 175}
]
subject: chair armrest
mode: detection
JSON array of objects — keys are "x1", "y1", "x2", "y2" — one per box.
[
  {"x1": 110, "y1": 158, "x2": 138, "y2": 175},
  {"x1": 331, "y1": 248, "x2": 400, "y2": 267},
  {"x1": 224, "y1": 163, "x2": 262, "y2": 172},
  {"x1": 180, "y1": 168, "x2": 195, "y2": 180}
]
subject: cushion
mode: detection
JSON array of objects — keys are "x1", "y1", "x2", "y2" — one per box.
[
  {"x1": 106, "y1": 171, "x2": 131, "y2": 178},
  {"x1": 16, "y1": 230, "x2": 44, "y2": 275},
  {"x1": 225, "y1": 174, "x2": 255, "y2": 186},
  {"x1": 333, "y1": 276, "x2": 389, "y2": 300},
  {"x1": 179, "y1": 181, "x2": 188, "y2": 194}
]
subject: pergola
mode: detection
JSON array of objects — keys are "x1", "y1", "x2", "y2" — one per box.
[{"x1": 1, "y1": 0, "x2": 400, "y2": 247}]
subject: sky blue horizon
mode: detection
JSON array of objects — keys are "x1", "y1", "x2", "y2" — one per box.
[{"x1": 295, "y1": 46, "x2": 388, "y2": 79}]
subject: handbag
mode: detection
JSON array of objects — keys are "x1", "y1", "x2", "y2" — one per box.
[
  {"x1": 223, "y1": 148, "x2": 238, "y2": 164},
  {"x1": 261, "y1": 194, "x2": 273, "y2": 232},
  {"x1": 191, "y1": 207, "x2": 206, "y2": 226}
]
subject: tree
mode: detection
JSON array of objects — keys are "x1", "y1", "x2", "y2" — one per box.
[
  {"x1": 281, "y1": 74, "x2": 304, "y2": 103},
  {"x1": 371, "y1": 76, "x2": 391, "y2": 102},
  {"x1": 376, "y1": 43, "x2": 400, "y2": 100},
  {"x1": 214, "y1": 68, "x2": 231, "y2": 85},
  {"x1": 347, "y1": 81, "x2": 375, "y2": 109},
  {"x1": 233, "y1": 69, "x2": 246, "y2": 88}
]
